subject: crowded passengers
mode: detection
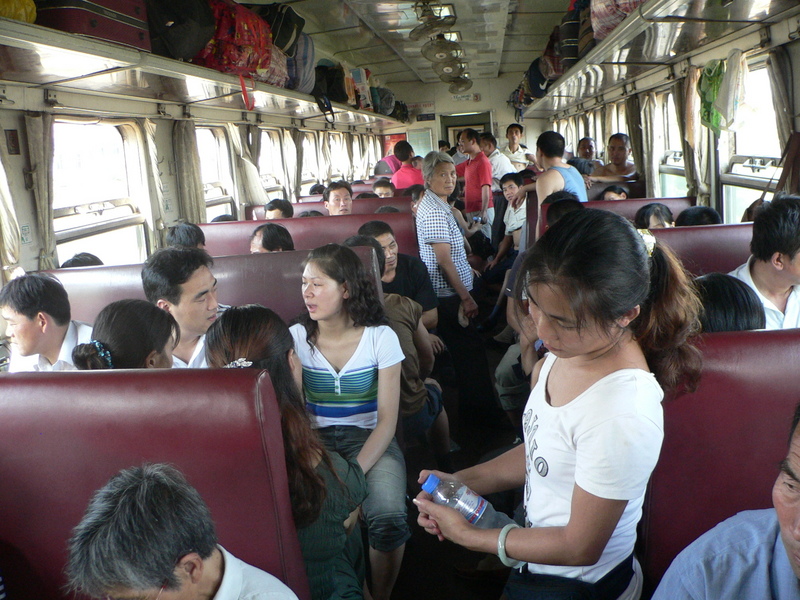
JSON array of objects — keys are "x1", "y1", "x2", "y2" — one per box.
[{"x1": 2, "y1": 127, "x2": 795, "y2": 600}]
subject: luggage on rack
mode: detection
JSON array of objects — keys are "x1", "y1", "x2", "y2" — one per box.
[
  {"x1": 145, "y1": 0, "x2": 215, "y2": 60},
  {"x1": 192, "y1": 0, "x2": 272, "y2": 77},
  {"x1": 287, "y1": 31, "x2": 315, "y2": 94},
  {"x1": 257, "y1": 46, "x2": 288, "y2": 88},
  {"x1": 577, "y1": 5, "x2": 595, "y2": 57},
  {"x1": 591, "y1": 0, "x2": 644, "y2": 41},
  {"x1": 1, "y1": 0, "x2": 36, "y2": 23},
  {"x1": 559, "y1": 8, "x2": 580, "y2": 70},
  {"x1": 244, "y1": 3, "x2": 304, "y2": 58},
  {"x1": 371, "y1": 87, "x2": 395, "y2": 116},
  {"x1": 35, "y1": 0, "x2": 151, "y2": 51},
  {"x1": 313, "y1": 63, "x2": 348, "y2": 104}
]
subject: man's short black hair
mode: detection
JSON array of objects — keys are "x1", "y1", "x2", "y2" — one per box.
[
  {"x1": 438, "y1": 140, "x2": 450, "y2": 150},
  {"x1": 343, "y1": 235, "x2": 386, "y2": 277},
  {"x1": 393, "y1": 141, "x2": 414, "y2": 162},
  {"x1": 265, "y1": 199, "x2": 293, "y2": 219},
  {"x1": 537, "y1": 131, "x2": 565, "y2": 158},
  {"x1": 545, "y1": 197, "x2": 584, "y2": 227},
  {"x1": 751, "y1": 194, "x2": 800, "y2": 261},
  {"x1": 372, "y1": 178, "x2": 396, "y2": 193},
  {"x1": 166, "y1": 222, "x2": 205, "y2": 248},
  {"x1": 309, "y1": 183, "x2": 326, "y2": 195},
  {"x1": 252, "y1": 223, "x2": 295, "y2": 252},
  {"x1": 608, "y1": 132, "x2": 631, "y2": 147},
  {"x1": 323, "y1": 181, "x2": 353, "y2": 204},
  {"x1": 210, "y1": 214, "x2": 236, "y2": 222},
  {"x1": 675, "y1": 206, "x2": 723, "y2": 227},
  {"x1": 791, "y1": 402, "x2": 800, "y2": 444},
  {"x1": 358, "y1": 220, "x2": 395, "y2": 239},
  {"x1": 141, "y1": 247, "x2": 214, "y2": 305},
  {"x1": 61, "y1": 252, "x2": 104, "y2": 268},
  {"x1": 479, "y1": 132, "x2": 498, "y2": 149},
  {"x1": 506, "y1": 123, "x2": 524, "y2": 135},
  {"x1": 500, "y1": 172, "x2": 524, "y2": 187},
  {"x1": 460, "y1": 128, "x2": 480, "y2": 144},
  {"x1": 0, "y1": 273, "x2": 71, "y2": 325}
]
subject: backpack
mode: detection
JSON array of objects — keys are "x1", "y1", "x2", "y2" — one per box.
[
  {"x1": 286, "y1": 31, "x2": 315, "y2": 94},
  {"x1": 371, "y1": 87, "x2": 395, "y2": 116},
  {"x1": 191, "y1": 0, "x2": 272, "y2": 77},
  {"x1": 312, "y1": 64, "x2": 348, "y2": 104},
  {"x1": 145, "y1": 0, "x2": 215, "y2": 61},
  {"x1": 389, "y1": 101, "x2": 409, "y2": 123},
  {"x1": 243, "y1": 3, "x2": 304, "y2": 57}
]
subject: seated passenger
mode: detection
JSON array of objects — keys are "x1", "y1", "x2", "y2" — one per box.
[
  {"x1": 60, "y1": 252, "x2": 103, "y2": 268},
  {"x1": 694, "y1": 273, "x2": 766, "y2": 333},
  {"x1": 406, "y1": 184, "x2": 426, "y2": 216},
  {"x1": 576, "y1": 136, "x2": 604, "y2": 171},
  {"x1": 358, "y1": 219, "x2": 438, "y2": 329},
  {"x1": 742, "y1": 197, "x2": 769, "y2": 222},
  {"x1": 167, "y1": 221, "x2": 205, "y2": 249},
  {"x1": 675, "y1": 205, "x2": 723, "y2": 226},
  {"x1": 544, "y1": 193, "x2": 584, "y2": 228},
  {"x1": 412, "y1": 155, "x2": 424, "y2": 170},
  {"x1": 566, "y1": 157, "x2": 595, "y2": 176},
  {"x1": 601, "y1": 185, "x2": 629, "y2": 201},
  {"x1": 372, "y1": 178, "x2": 396, "y2": 198},
  {"x1": 73, "y1": 299, "x2": 178, "y2": 369},
  {"x1": 265, "y1": 198, "x2": 294, "y2": 219},
  {"x1": 634, "y1": 203, "x2": 675, "y2": 229},
  {"x1": 438, "y1": 140, "x2": 451, "y2": 153},
  {"x1": 309, "y1": 183, "x2": 326, "y2": 195},
  {"x1": 206, "y1": 305, "x2": 367, "y2": 600},
  {"x1": 357, "y1": 192, "x2": 379, "y2": 199},
  {"x1": 391, "y1": 141, "x2": 424, "y2": 190},
  {"x1": 66, "y1": 463, "x2": 298, "y2": 600},
  {"x1": 210, "y1": 214, "x2": 236, "y2": 222},
  {"x1": 291, "y1": 244, "x2": 407, "y2": 600},
  {"x1": 250, "y1": 223, "x2": 295, "y2": 254},
  {"x1": 587, "y1": 133, "x2": 639, "y2": 186},
  {"x1": 729, "y1": 194, "x2": 800, "y2": 329},
  {"x1": 298, "y1": 210, "x2": 324, "y2": 218},
  {"x1": 142, "y1": 247, "x2": 218, "y2": 368},
  {"x1": 376, "y1": 205, "x2": 399, "y2": 213},
  {"x1": 323, "y1": 181, "x2": 353, "y2": 216},
  {"x1": 0, "y1": 273, "x2": 91, "y2": 372},
  {"x1": 652, "y1": 402, "x2": 800, "y2": 599},
  {"x1": 344, "y1": 236, "x2": 452, "y2": 470}
]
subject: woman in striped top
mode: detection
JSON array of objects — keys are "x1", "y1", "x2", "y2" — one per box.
[{"x1": 290, "y1": 244, "x2": 407, "y2": 600}]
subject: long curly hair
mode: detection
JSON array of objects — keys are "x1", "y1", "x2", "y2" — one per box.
[
  {"x1": 298, "y1": 244, "x2": 387, "y2": 348},
  {"x1": 205, "y1": 304, "x2": 335, "y2": 528}
]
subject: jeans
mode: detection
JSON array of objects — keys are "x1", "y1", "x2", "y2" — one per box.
[{"x1": 317, "y1": 426, "x2": 411, "y2": 552}]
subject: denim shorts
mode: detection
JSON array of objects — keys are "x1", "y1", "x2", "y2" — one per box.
[
  {"x1": 317, "y1": 426, "x2": 411, "y2": 552},
  {"x1": 402, "y1": 383, "x2": 444, "y2": 441}
]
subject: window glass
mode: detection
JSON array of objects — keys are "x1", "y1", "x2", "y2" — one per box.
[
  {"x1": 732, "y1": 68, "x2": 781, "y2": 158},
  {"x1": 258, "y1": 129, "x2": 284, "y2": 192},
  {"x1": 196, "y1": 127, "x2": 236, "y2": 217},
  {"x1": 300, "y1": 132, "x2": 319, "y2": 192}
]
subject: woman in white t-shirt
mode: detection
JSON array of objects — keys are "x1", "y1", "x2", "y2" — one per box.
[
  {"x1": 290, "y1": 244, "x2": 406, "y2": 600},
  {"x1": 415, "y1": 209, "x2": 702, "y2": 600}
]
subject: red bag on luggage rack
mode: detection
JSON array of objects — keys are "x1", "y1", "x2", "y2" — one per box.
[
  {"x1": 192, "y1": 0, "x2": 272, "y2": 77},
  {"x1": 35, "y1": 0, "x2": 151, "y2": 51}
]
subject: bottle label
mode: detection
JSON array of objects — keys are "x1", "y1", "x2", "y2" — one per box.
[{"x1": 455, "y1": 488, "x2": 488, "y2": 524}]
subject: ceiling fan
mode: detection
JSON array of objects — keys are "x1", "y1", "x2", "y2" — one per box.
[
  {"x1": 448, "y1": 76, "x2": 473, "y2": 93},
  {"x1": 421, "y1": 34, "x2": 462, "y2": 63},
  {"x1": 409, "y1": 1, "x2": 457, "y2": 42},
  {"x1": 434, "y1": 60, "x2": 467, "y2": 81}
]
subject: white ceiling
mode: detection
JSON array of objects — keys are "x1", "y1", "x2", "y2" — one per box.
[{"x1": 290, "y1": 0, "x2": 569, "y2": 85}]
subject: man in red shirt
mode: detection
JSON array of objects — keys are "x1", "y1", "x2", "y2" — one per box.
[
  {"x1": 390, "y1": 140, "x2": 424, "y2": 190},
  {"x1": 455, "y1": 128, "x2": 494, "y2": 238}
]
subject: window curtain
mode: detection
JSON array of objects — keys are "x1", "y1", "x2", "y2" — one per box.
[
  {"x1": 228, "y1": 123, "x2": 267, "y2": 208},
  {"x1": 639, "y1": 92, "x2": 663, "y2": 198},
  {"x1": 23, "y1": 112, "x2": 57, "y2": 270},
  {"x1": 766, "y1": 46, "x2": 794, "y2": 152},
  {"x1": 316, "y1": 131, "x2": 332, "y2": 183},
  {"x1": 624, "y1": 94, "x2": 645, "y2": 177},
  {"x1": 172, "y1": 120, "x2": 206, "y2": 223},
  {"x1": 138, "y1": 118, "x2": 168, "y2": 250},
  {"x1": 673, "y1": 68, "x2": 710, "y2": 205},
  {"x1": 284, "y1": 129, "x2": 301, "y2": 201},
  {"x1": 344, "y1": 133, "x2": 357, "y2": 180},
  {"x1": 0, "y1": 140, "x2": 20, "y2": 282}
]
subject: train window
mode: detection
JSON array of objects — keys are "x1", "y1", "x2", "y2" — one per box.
[
  {"x1": 52, "y1": 121, "x2": 148, "y2": 266},
  {"x1": 720, "y1": 67, "x2": 781, "y2": 222},
  {"x1": 195, "y1": 127, "x2": 236, "y2": 220},
  {"x1": 258, "y1": 129, "x2": 285, "y2": 196},
  {"x1": 329, "y1": 132, "x2": 349, "y2": 180},
  {"x1": 300, "y1": 132, "x2": 320, "y2": 195},
  {"x1": 660, "y1": 92, "x2": 689, "y2": 197}
]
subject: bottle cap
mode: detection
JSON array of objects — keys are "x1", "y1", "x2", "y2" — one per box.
[{"x1": 421, "y1": 473, "x2": 440, "y2": 494}]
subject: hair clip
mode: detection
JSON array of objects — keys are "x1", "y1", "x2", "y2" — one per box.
[
  {"x1": 637, "y1": 228, "x2": 656, "y2": 257},
  {"x1": 224, "y1": 358, "x2": 253, "y2": 369},
  {"x1": 90, "y1": 340, "x2": 114, "y2": 369}
]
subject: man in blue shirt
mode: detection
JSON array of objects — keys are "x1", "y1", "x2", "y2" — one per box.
[{"x1": 653, "y1": 403, "x2": 800, "y2": 599}]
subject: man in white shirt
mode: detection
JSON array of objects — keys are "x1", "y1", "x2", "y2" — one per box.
[
  {"x1": 729, "y1": 195, "x2": 800, "y2": 330},
  {"x1": 142, "y1": 247, "x2": 219, "y2": 368},
  {"x1": 67, "y1": 463, "x2": 298, "y2": 600},
  {"x1": 1, "y1": 273, "x2": 92, "y2": 372},
  {"x1": 479, "y1": 132, "x2": 516, "y2": 192},
  {"x1": 501, "y1": 123, "x2": 536, "y2": 172}
]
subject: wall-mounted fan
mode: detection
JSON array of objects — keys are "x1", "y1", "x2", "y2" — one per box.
[
  {"x1": 409, "y1": 2, "x2": 457, "y2": 41},
  {"x1": 422, "y1": 35, "x2": 462, "y2": 63},
  {"x1": 434, "y1": 60, "x2": 467, "y2": 81},
  {"x1": 448, "y1": 76, "x2": 473, "y2": 93}
]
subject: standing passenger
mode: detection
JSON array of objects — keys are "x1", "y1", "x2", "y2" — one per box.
[
  {"x1": 416, "y1": 151, "x2": 500, "y2": 423},
  {"x1": 391, "y1": 141, "x2": 424, "y2": 190},
  {"x1": 456, "y1": 128, "x2": 495, "y2": 238},
  {"x1": 502, "y1": 123, "x2": 536, "y2": 172},
  {"x1": 416, "y1": 209, "x2": 702, "y2": 600},
  {"x1": 0, "y1": 273, "x2": 92, "y2": 372},
  {"x1": 290, "y1": 244, "x2": 407, "y2": 600},
  {"x1": 141, "y1": 247, "x2": 219, "y2": 368},
  {"x1": 480, "y1": 132, "x2": 516, "y2": 192}
]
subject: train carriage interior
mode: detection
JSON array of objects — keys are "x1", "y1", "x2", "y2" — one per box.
[{"x1": 2, "y1": 0, "x2": 800, "y2": 598}]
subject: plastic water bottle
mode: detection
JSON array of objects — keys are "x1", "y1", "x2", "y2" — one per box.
[{"x1": 421, "y1": 473, "x2": 515, "y2": 529}]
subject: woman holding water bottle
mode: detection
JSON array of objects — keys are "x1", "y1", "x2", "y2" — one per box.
[{"x1": 415, "y1": 209, "x2": 702, "y2": 600}]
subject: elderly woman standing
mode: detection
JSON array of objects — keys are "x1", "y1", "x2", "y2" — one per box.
[{"x1": 416, "y1": 151, "x2": 500, "y2": 425}]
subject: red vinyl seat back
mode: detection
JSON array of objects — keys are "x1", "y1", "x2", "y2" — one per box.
[
  {"x1": 46, "y1": 248, "x2": 381, "y2": 325},
  {"x1": 298, "y1": 194, "x2": 323, "y2": 202},
  {"x1": 651, "y1": 223, "x2": 752, "y2": 276},
  {"x1": 245, "y1": 196, "x2": 413, "y2": 220},
  {"x1": 199, "y1": 212, "x2": 418, "y2": 258},
  {"x1": 0, "y1": 369, "x2": 310, "y2": 600},
  {"x1": 639, "y1": 329, "x2": 800, "y2": 594},
  {"x1": 585, "y1": 179, "x2": 647, "y2": 202}
]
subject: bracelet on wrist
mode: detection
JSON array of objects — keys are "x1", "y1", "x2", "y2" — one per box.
[{"x1": 497, "y1": 523, "x2": 523, "y2": 568}]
